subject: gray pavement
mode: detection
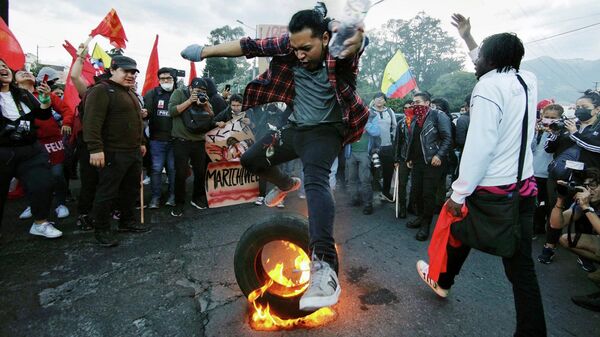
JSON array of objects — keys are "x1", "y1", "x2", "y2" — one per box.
[{"x1": 1, "y1": 185, "x2": 599, "y2": 337}]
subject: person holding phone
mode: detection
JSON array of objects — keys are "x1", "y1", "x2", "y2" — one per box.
[{"x1": 0, "y1": 59, "x2": 61, "y2": 239}]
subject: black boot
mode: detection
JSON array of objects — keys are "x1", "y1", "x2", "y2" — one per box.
[
  {"x1": 95, "y1": 228, "x2": 119, "y2": 247},
  {"x1": 118, "y1": 219, "x2": 150, "y2": 233},
  {"x1": 398, "y1": 204, "x2": 407, "y2": 219},
  {"x1": 415, "y1": 223, "x2": 431, "y2": 241},
  {"x1": 363, "y1": 204, "x2": 374, "y2": 215},
  {"x1": 406, "y1": 217, "x2": 422, "y2": 228}
]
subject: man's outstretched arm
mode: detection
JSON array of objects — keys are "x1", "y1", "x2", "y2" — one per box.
[{"x1": 181, "y1": 40, "x2": 244, "y2": 62}]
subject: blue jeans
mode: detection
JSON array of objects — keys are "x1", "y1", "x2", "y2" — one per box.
[
  {"x1": 346, "y1": 151, "x2": 372, "y2": 205},
  {"x1": 241, "y1": 123, "x2": 344, "y2": 271},
  {"x1": 149, "y1": 140, "x2": 175, "y2": 199}
]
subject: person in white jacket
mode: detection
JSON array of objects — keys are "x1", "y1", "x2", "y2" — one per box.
[{"x1": 416, "y1": 14, "x2": 547, "y2": 337}]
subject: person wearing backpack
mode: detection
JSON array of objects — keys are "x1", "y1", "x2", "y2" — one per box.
[
  {"x1": 83, "y1": 55, "x2": 149, "y2": 247},
  {"x1": 143, "y1": 67, "x2": 178, "y2": 209},
  {"x1": 167, "y1": 77, "x2": 215, "y2": 217},
  {"x1": 370, "y1": 92, "x2": 397, "y2": 202}
]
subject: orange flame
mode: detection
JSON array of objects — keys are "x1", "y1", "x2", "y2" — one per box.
[{"x1": 247, "y1": 241, "x2": 336, "y2": 330}]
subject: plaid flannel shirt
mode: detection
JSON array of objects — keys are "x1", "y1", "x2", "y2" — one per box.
[{"x1": 239, "y1": 34, "x2": 369, "y2": 145}]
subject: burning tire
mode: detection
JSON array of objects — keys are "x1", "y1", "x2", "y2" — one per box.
[{"x1": 234, "y1": 212, "x2": 315, "y2": 319}]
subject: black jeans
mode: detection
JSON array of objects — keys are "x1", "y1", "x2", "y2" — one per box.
[
  {"x1": 0, "y1": 143, "x2": 53, "y2": 227},
  {"x1": 411, "y1": 160, "x2": 445, "y2": 225},
  {"x1": 379, "y1": 145, "x2": 395, "y2": 196},
  {"x1": 77, "y1": 136, "x2": 99, "y2": 215},
  {"x1": 397, "y1": 160, "x2": 411, "y2": 208},
  {"x1": 438, "y1": 197, "x2": 547, "y2": 337},
  {"x1": 173, "y1": 139, "x2": 207, "y2": 207},
  {"x1": 543, "y1": 178, "x2": 562, "y2": 245},
  {"x1": 92, "y1": 150, "x2": 142, "y2": 229},
  {"x1": 241, "y1": 123, "x2": 343, "y2": 270}
]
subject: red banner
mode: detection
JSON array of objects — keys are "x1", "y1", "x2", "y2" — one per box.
[
  {"x1": 90, "y1": 9, "x2": 128, "y2": 49},
  {"x1": 142, "y1": 35, "x2": 159, "y2": 96},
  {"x1": 0, "y1": 17, "x2": 24, "y2": 70}
]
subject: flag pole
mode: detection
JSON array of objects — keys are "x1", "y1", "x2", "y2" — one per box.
[
  {"x1": 394, "y1": 164, "x2": 399, "y2": 218},
  {"x1": 140, "y1": 172, "x2": 145, "y2": 224}
]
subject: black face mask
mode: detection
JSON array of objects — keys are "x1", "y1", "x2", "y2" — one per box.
[{"x1": 575, "y1": 108, "x2": 594, "y2": 122}]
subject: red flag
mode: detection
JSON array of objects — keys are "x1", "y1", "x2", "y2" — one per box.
[
  {"x1": 0, "y1": 17, "x2": 25, "y2": 70},
  {"x1": 90, "y1": 9, "x2": 128, "y2": 49},
  {"x1": 189, "y1": 61, "x2": 197, "y2": 86},
  {"x1": 141, "y1": 35, "x2": 160, "y2": 96}
]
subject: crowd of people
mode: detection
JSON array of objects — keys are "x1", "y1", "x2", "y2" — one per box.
[{"x1": 1, "y1": 5, "x2": 600, "y2": 335}]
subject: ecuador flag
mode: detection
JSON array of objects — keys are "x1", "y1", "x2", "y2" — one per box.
[
  {"x1": 91, "y1": 43, "x2": 112, "y2": 75},
  {"x1": 381, "y1": 50, "x2": 418, "y2": 99}
]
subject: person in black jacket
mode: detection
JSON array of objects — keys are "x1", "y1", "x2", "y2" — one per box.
[
  {"x1": 404, "y1": 92, "x2": 452, "y2": 241},
  {"x1": 0, "y1": 59, "x2": 62, "y2": 238},
  {"x1": 144, "y1": 67, "x2": 178, "y2": 209}
]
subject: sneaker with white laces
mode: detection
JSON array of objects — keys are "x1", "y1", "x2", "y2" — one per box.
[
  {"x1": 29, "y1": 222, "x2": 62, "y2": 238},
  {"x1": 264, "y1": 177, "x2": 302, "y2": 207},
  {"x1": 19, "y1": 206, "x2": 32, "y2": 219},
  {"x1": 416, "y1": 260, "x2": 449, "y2": 298},
  {"x1": 55, "y1": 205, "x2": 70, "y2": 219},
  {"x1": 299, "y1": 260, "x2": 341, "y2": 311},
  {"x1": 254, "y1": 196, "x2": 265, "y2": 206}
]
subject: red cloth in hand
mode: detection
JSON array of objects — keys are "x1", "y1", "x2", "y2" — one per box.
[{"x1": 427, "y1": 201, "x2": 468, "y2": 282}]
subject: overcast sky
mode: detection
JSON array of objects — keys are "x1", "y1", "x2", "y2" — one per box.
[{"x1": 8, "y1": 0, "x2": 600, "y2": 85}]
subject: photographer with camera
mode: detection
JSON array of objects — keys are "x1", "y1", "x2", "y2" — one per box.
[
  {"x1": 550, "y1": 167, "x2": 600, "y2": 311},
  {"x1": 168, "y1": 77, "x2": 214, "y2": 217},
  {"x1": 539, "y1": 90, "x2": 600, "y2": 264},
  {"x1": 0, "y1": 59, "x2": 62, "y2": 239}
]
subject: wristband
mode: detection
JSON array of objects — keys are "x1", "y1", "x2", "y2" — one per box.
[{"x1": 38, "y1": 95, "x2": 51, "y2": 105}]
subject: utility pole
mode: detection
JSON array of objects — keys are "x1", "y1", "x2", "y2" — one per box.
[{"x1": 594, "y1": 81, "x2": 599, "y2": 91}]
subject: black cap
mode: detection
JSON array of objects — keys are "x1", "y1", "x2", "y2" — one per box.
[
  {"x1": 190, "y1": 77, "x2": 207, "y2": 89},
  {"x1": 157, "y1": 67, "x2": 176, "y2": 79},
  {"x1": 111, "y1": 55, "x2": 139, "y2": 73}
]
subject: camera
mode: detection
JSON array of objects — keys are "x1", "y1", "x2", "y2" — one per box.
[
  {"x1": 371, "y1": 153, "x2": 381, "y2": 168},
  {"x1": 197, "y1": 92, "x2": 208, "y2": 104},
  {"x1": 1, "y1": 121, "x2": 30, "y2": 141},
  {"x1": 548, "y1": 120, "x2": 565, "y2": 132},
  {"x1": 176, "y1": 69, "x2": 186, "y2": 77},
  {"x1": 556, "y1": 167, "x2": 585, "y2": 197}
]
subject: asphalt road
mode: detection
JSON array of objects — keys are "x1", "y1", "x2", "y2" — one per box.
[{"x1": 1, "y1": 183, "x2": 599, "y2": 337}]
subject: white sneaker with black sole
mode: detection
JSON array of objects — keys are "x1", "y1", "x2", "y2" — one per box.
[{"x1": 299, "y1": 260, "x2": 341, "y2": 311}]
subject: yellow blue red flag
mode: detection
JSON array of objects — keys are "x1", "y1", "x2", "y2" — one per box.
[
  {"x1": 380, "y1": 50, "x2": 418, "y2": 99},
  {"x1": 91, "y1": 43, "x2": 112, "y2": 75}
]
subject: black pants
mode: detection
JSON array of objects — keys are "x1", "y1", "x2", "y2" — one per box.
[
  {"x1": 411, "y1": 160, "x2": 445, "y2": 224},
  {"x1": 397, "y1": 160, "x2": 411, "y2": 208},
  {"x1": 92, "y1": 150, "x2": 142, "y2": 229},
  {"x1": 173, "y1": 139, "x2": 207, "y2": 207},
  {"x1": 379, "y1": 145, "x2": 395, "y2": 195},
  {"x1": 241, "y1": 123, "x2": 343, "y2": 270},
  {"x1": 543, "y1": 178, "x2": 562, "y2": 245},
  {"x1": 438, "y1": 197, "x2": 547, "y2": 337},
  {"x1": 77, "y1": 136, "x2": 99, "y2": 215},
  {"x1": 0, "y1": 143, "x2": 53, "y2": 227}
]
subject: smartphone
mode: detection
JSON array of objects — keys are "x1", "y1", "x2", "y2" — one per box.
[
  {"x1": 42, "y1": 74, "x2": 49, "y2": 84},
  {"x1": 176, "y1": 69, "x2": 186, "y2": 77},
  {"x1": 225, "y1": 84, "x2": 231, "y2": 91}
]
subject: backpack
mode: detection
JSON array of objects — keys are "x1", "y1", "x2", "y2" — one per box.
[
  {"x1": 70, "y1": 82, "x2": 116, "y2": 144},
  {"x1": 181, "y1": 88, "x2": 213, "y2": 134},
  {"x1": 547, "y1": 145, "x2": 581, "y2": 181}
]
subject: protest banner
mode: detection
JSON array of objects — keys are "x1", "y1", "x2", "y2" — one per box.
[
  {"x1": 205, "y1": 117, "x2": 259, "y2": 208},
  {"x1": 256, "y1": 24, "x2": 288, "y2": 73}
]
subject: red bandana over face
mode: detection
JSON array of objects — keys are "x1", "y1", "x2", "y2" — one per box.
[{"x1": 413, "y1": 105, "x2": 429, "y2": 128}]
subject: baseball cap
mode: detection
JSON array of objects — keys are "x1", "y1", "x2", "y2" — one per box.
[
  {"x1": 190, "y1": 77, "x2": 207, "y2": 89},
  {"x1": 111, "y1": 55, "x2": 139, "y2": 73}
]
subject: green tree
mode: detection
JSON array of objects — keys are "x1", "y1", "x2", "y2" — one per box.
[
  {"x1": 204, "y1": 25, "x2": 248, "y2": 84},
  {"x1": 428, "y1": 71, "x2": 477, "y2": 111}
]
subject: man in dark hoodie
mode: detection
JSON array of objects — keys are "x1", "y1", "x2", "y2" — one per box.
[
  {"x1": 203, "y1": 77, "x2": 228, "y2": 114},
  {"x1": 144, "y1": 67, "x2": 178, "y2": 209}
]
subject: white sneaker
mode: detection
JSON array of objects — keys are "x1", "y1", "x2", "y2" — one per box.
[
  {"x1": 143, "y1": 176, "x2": 151, "y2": 185},
  {"x1": 55, "y1": 205, "x2": 70, "y2": 219},
  {"x1": 299, "y1": 260, "x2": 341, "y2": 311},
  {"x1": 254, "y1": 196, "x2": 264, "y2": 206},
  {"x1": 416, "y1": 260, "x2": 449, "y2": 298},
  {"x1": 264, "y1": 177, "x2": 302, "y2": 207},
  {"x1": 19, "y1": 206, "x2": 32, "y2": 219},
  {"x1": 29, "y1": 222, "x2": 62, "y2": 238}
]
